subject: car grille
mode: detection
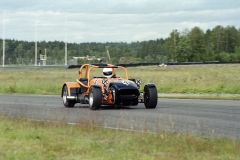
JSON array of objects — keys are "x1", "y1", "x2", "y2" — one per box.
[{"x1": 118, "y1": 89, "x2": 139, "y2": 99}]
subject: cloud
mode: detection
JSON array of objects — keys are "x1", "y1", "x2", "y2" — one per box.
[{"x1": 0, "y1": 0, "x2": 239, "y2": 43}]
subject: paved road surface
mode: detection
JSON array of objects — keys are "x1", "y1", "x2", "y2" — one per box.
[{"x1": 0, "y1": 94, "x2": 239, "y2": 139}]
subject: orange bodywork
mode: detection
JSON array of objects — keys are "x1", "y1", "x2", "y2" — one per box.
[
  {"x1": 63, "y1": 82, "x2": 80, "y2": 96},
  {"x1": 61, "y1": 63, "x2": 158, "y2": 109},
  {"x1": 63, "y1": 64, "x2": 129, "y2": 105}
]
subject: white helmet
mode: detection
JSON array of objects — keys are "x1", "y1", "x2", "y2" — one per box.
[{"x1": 103, "y1": 68, "x2": 113, "y2": 78}]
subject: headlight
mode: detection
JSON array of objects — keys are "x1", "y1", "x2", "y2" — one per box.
[
  {"x1": 135, "y1": 79, "x2": 141, "y2": 85},
  {"x1": 102, "y1": 79, "x2": 109, "y2": 85}
]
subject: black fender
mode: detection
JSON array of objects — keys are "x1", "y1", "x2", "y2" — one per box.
[{"x1": 144, "y1": 83, "x2": 156, "y2": 88}]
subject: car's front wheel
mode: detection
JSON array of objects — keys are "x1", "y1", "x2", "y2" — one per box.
[
  {"x1": 144, "y1": 84, "x2": 158, "y2": 109},
  {"x1": 89, "y1": 86, "x2": 102, "y2": 110},
  {"x1": 62, "y1": 85, "x2": 75, "y2": 108}
]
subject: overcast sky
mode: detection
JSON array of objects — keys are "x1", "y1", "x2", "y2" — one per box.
[{"x1": 0, "y1": 0, "x2": 240, "y2": 43}]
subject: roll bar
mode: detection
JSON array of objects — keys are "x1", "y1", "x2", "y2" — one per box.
[{"x1": 76, "y1": 64, "x2": 129, "y2": 88}]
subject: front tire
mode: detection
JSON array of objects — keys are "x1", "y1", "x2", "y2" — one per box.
[
  {"x1": 89, "y1": 87, "x2": 102, "y2": 110},
  {"x1": 144, "y1": 84, "x2": 158, "y2": 109},
  {"x1": 62, "y1": 85, "x2": 75, "y2": 108}
]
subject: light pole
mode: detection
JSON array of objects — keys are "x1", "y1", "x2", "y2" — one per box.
[
  {"x1": 35, "y1": 14, "x2": 38, "y2": 66},
  {"x1": 64, "y1": 14, "x2": 67, "y2": 66},
  {"x1": 2, "y1": 10, "x2": 5, "y2": 67},
  {"x1": 106, "y1": 46, "x2": 111, "y2": 64}
]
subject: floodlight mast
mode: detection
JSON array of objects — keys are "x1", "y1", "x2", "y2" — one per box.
[
  {"x1": 64, "y1": 14, "x2": 67, "y2": 66},
  {"x1": 106, "y1": 46, "x2": 111, "y2": 64},
  {"x1": 2, "y1": 10, "x2": 5, "y2": 67},
  {"x1": 65, "y1": 41, "x2": 67, "y2": 65},
  {"x1": 35, "y1": 15, "x2": 38, "y2": 66}
]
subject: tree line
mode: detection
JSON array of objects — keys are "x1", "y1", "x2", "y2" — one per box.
[
  {"x1": 1, "y1": 25, "x2": 240, "y2": 65},
  {"x1": 138, "y1": 25, "x2": 240, "y2": 63}
]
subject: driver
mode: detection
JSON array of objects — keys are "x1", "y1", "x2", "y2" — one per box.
[{"x1": 103, "y1": 68, "x2": 113, "y2": 78}]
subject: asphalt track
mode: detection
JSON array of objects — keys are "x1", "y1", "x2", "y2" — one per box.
[{"x1": 0, "y1": 94, "x2": 239, "y2": 139}]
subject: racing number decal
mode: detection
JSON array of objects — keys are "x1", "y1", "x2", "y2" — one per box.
[
  {"x1": 94, "y1": 79, "x2": 98, "y2": 84},
  {"x1": 122, "y1": 80, "x2": 130, "y2": 86}
]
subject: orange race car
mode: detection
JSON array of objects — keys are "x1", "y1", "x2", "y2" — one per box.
[{"x1": 61, "y1": 64, "x2": 158, "y2": 110}]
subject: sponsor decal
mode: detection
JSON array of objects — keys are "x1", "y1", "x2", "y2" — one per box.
[
  {"x1": 94, "y1": 79, "x2": 98, "y2": 84},
  {"x1": 122, "y1": 80, "x2": 130, "y2": 86}
]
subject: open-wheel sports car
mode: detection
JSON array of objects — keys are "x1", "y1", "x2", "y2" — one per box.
[{"x1": 61, "y1": 64, "x2": 158, "y2": 110}]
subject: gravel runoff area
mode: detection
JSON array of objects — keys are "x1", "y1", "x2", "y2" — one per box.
[{"x1": 158, "y1": 93, "x2": 240, "y2": 100}]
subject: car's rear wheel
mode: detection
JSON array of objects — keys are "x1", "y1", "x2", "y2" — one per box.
[
  {"x1": 144, "y1": 85, "x2": 158, "y2": 109},
  {"x1": 62, "y1": 85, "x2": 75, "y2": 108},
  {"x1": 89, "y1": 87, "x2": 102, "y2": 110}
]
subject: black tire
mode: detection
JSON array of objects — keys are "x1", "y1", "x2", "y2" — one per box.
[
  {"x1": 144, "y1": 85, "x2": 158, "y2": 109},
  {"x1": 62, "y1": 85, "x2": 75, "y2": 108},
  {"x1": 89, "y1": 87, "x2": 102, "y2": 110}
]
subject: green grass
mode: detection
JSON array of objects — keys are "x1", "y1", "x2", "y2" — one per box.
[
  {"x1": 1, "y1": 65, "x2": 240, "y2": 159},
  {"x1": 127, "y1": 64, "x2": 240, "y2": 94},
  {"x1": 0, "y1": 68, "x2": 69, "y2": 94},
  {"x1": 0, "y1": 116, "x2": 239, "y2": 160},
  {"x1": 0, "y1": 64, "x2": 240, "y2": 96}
]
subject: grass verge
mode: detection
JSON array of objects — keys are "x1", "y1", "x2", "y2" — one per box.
[
  {"x1": 157, "y1": 93, "x2": 240, "y2": 100},
  {"x1": 1, "y1": 116, "x2": 240, "y2": 160},
  {"x1": 0, "y1": 64, "x2": 240, "y2": 99}
]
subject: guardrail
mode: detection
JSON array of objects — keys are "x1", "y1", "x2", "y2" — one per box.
[
  {"x1": 1, "y1": 61, "x2": 239, "y2": 69},
  {"x1": 68, "y1": 61, "x2": 240, "y2": 69}
]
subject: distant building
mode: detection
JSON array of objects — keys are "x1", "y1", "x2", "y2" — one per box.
[
  {"x1": 72, "y1": 55, "x2": 96, "y2": 61},
  {"x1": 72, "y1": 56, "x2": 85, "y2": 60},
  {"x1": 86, "y1": 55, "x2": 96, "y2": 60},
  {"x1": 119, "y1": 57, "x2": 126, "y2": 63}
]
